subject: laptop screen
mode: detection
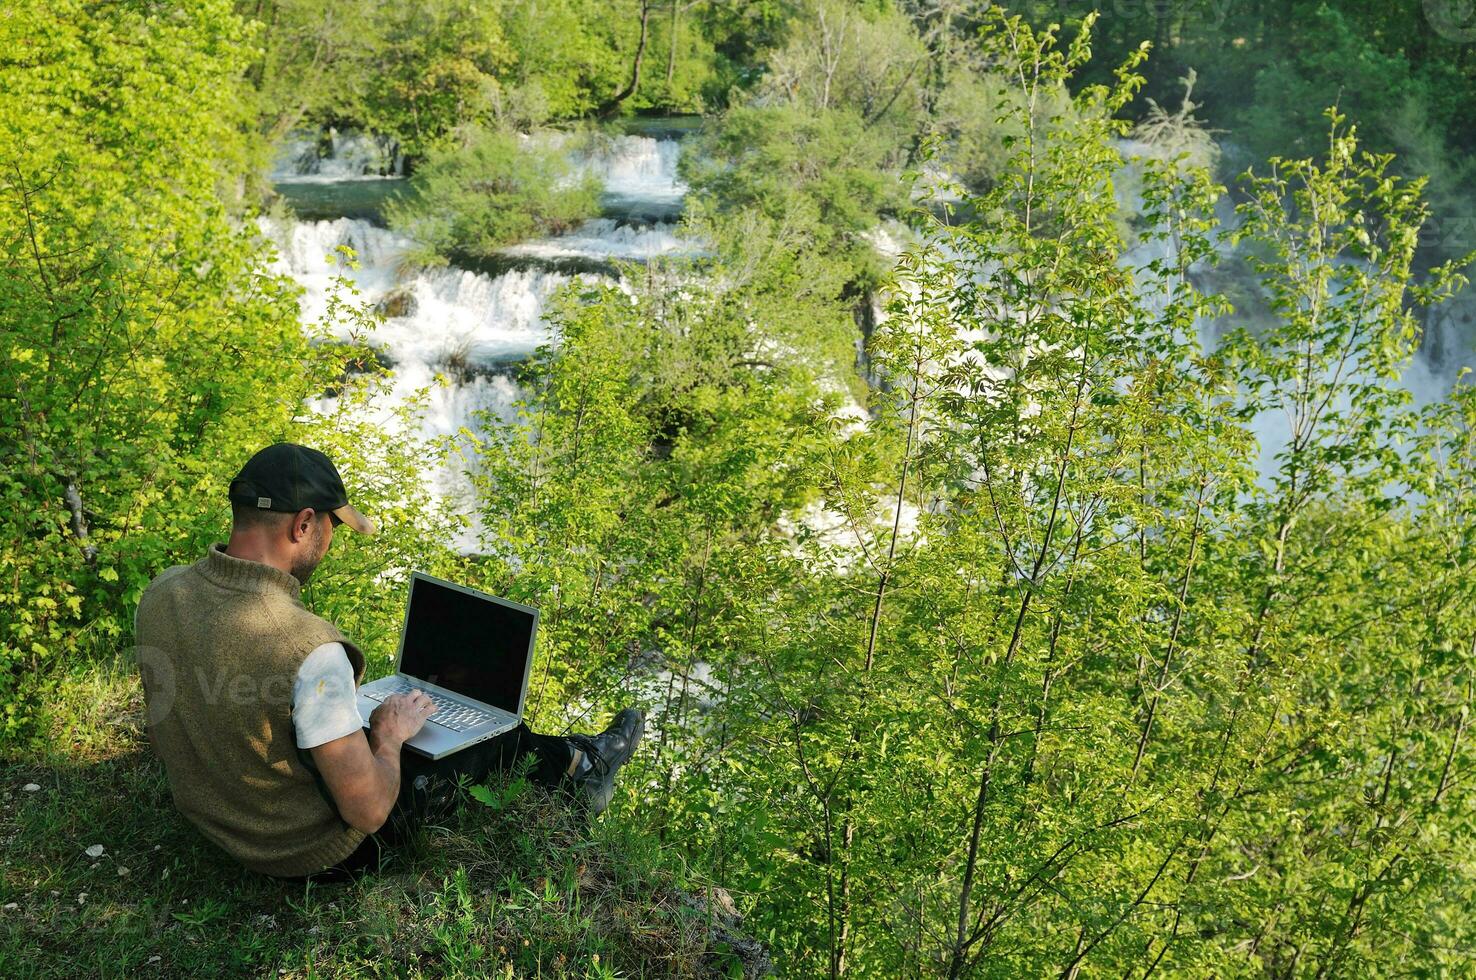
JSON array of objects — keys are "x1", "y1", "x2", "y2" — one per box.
[{"x1": 397, "y1": 575, "x2": 536, "y2": 715}]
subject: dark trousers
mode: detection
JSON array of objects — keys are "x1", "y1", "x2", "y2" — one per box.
[{"x1": 301, "y1": 722, "x2": 574, "y2": 881}]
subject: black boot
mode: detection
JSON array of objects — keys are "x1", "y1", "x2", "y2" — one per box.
[{"x1": 565, "y1": 708, "x2": 644, "y2": 815}]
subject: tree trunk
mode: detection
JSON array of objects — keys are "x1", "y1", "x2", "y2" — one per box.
[
  {"x1": 666, "y1": 0, "x2": 678, "y2": 86},
  {"x1": 600, "y1": 0, "x2": 653, "y2": 117}
]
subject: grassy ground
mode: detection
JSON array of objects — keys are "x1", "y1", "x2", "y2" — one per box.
[{"x1": 0, "y1": 654, "x2": 754, "y2": 978}]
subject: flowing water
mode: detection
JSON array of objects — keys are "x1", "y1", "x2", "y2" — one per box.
[
  {"x1": 271, "y1": 129, "x2": 405, "y2": 181},
  {"x1": 265, "y1": 124, "x2": 730, "y2": 729},
  {"x1": 1114, "y1": 140, "x2": 1476, "y2": 483},
  {"x1": 262, "y1": 127, "x2": 1475, "y2": 552},
  {"x1": 259, "y1": 124, "x2": 1473, "y2": 737},
  {"x1": 263, "y1": 130, "x2": 695, "y2": 551}
]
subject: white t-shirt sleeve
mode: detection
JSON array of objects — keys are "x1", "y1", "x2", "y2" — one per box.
[{"x1": 292, "y1": 642, "x2": 364, "y2": 750}]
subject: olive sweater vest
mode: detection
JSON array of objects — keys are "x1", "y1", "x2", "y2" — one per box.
[{"x1": 135, "y1": 544, "x2": 367, "y2": 877}]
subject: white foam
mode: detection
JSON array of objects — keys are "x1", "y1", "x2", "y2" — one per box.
[
  {"x1": 572, "y1": 135, "x2": 687, "y2": 204},
  {"x1": 502, "y1": 219, "x2": 700, "y2": 261},
  {"x1": 263, "y1": 216, "x2": 611, "y2": 551},
  {"x1": 260, "y1": 130, "x2": 705, "y2": 553},
  {"x1": 264, "y1": 217, "x2": 572, "y2": 369},
  {"x1": 271, "y1": 130, "x2": 403, "y2": 182}
]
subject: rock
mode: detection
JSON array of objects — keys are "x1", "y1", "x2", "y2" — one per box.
[
  {"x1": 375, "y1": 287, "x2": 416, "y2": 319},
  {"x1": 679, "y1": 886, "x2": 773, "y2": 977}
]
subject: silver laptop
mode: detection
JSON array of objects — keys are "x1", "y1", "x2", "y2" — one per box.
[{"x1": 356, "y1": 572, "x2": 538, "y2": 760}]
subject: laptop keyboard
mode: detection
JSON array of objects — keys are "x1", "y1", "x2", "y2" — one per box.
[{"x1": 362, "y1": 680, "x2": 498, "y2": 733}]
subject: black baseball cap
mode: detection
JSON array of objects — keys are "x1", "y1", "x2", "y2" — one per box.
[{"x1": 228, "y1": 443, "x2": 376, "y2": 535}]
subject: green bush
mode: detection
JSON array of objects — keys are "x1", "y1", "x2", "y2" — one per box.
[
  {"x1": 385, "y1": 125, "x2": 601, "y2": 260},
  {"x1": 1, "y1": 0, "x2": 286, "y2": 741},
  {"x1": 682, "y1": 103, "x2": 905, "y2": 289},
  {"x1": 473, "y1": 13, "x2": 1476, "y2": 974},
  {"x1": 0, "y1": 0, "x2": 464, "y2": 744}
]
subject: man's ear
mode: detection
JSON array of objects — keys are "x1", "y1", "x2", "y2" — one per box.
[{"x1": 290, "y1": 507, "x2": 318, "y2": 543}]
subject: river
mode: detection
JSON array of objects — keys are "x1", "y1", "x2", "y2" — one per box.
[
  {"x1": 262, "y1": 125, "x2": 700, "y2": 551},
  {"x1": 261, "y1": 125, "x2": 1474, "y2": 554}
]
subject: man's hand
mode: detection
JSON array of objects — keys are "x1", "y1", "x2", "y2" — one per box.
[
  {"x1": 311, "y1": 691, "x2": 435, "y2": 835},
  {"x1": 369, "y1": 689, "x2": 436, "y2": 745}
]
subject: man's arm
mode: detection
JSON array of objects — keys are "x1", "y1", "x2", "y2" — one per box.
[{"x1": 309, "y1": 691, "x2": 435, "y2": 834}]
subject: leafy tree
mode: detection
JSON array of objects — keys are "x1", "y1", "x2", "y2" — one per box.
[
  {"x1": 759, "y1": 0, "x2": 931, "y2": 149},
  {"x1": 0, "y1": 0, "x2": 461, "y2": 739},
  {"x1": 2, "y1": 0, "x2": 289, "y2": 737},
  {"x1": 524, "y1": 10, "x2": 1476, "y2": 975},
  {"x1": 384, "y1": 125, "x2": 601, "y2": 260},
  {"x1": 240, "y1": 0, "x2": 383, "y2": 144},
  {"x1": 498, "y1": 0, "x2": 632, "y2": 121},
  {"x1": 357, "y1": 0, "x2": 515, "y2": 156},
  {"x1": 683, "y1": 104, "x2": 906, "y2": 289}
]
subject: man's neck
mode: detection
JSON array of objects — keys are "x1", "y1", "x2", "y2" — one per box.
[{"x1": 224, "y1": 532, "x2": 294, "y2": 578}]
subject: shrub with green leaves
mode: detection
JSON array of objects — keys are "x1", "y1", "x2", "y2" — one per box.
[
  {"x1": 682, "y1": 103, "x2": 906, "y2": 291},
  {"x1": 469, "y1": 11, "x2": 1476, "y2": 975},
  {"x1": 0, "y1": 0, "x2": 464, "y2": 743},
  {"x1": 1, "y1": 0, "x2": 292, "y2": 740},
  {"x1": 385, "y1": 125, "x2": 601, "y2": 260}
]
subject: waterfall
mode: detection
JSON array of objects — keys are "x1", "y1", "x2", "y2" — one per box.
[
  {"x1": 263, "y1": 216, "x2": 605, "y2": 550},
  {"x1": 502, "y1": 218, "x2": 699, "y2": 261},
  {"x1": 263, "y1": 129, "x2": 695, "y2": 552},
  {"x1": 263, "y1": 216, "x2": 583, "y2": 406},
  {"x1": 271, "y1": 129, "x2": 404, "y2": 182},
  {"x1": 577, "y1": 135, "x2": 686, "y2": 204},
  {"x1": 570, "y1": 135, "x2": 688, "y2": 220}
]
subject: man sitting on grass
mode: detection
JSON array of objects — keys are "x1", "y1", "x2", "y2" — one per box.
[{"x1": 134, "y1": 443, "x2": 643, "y2": 880}]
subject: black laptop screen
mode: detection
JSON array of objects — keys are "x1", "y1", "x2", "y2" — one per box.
[{"x1": 397, "y1": 577, "x2": 535, "y2": 714}]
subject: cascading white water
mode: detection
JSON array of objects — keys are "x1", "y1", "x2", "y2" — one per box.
[
  {"x1": 262, "y1": 215, "x2": 592, "y2": 549},
  {"x1": 265, "y1": 131, "x2": 696, "y2": 552},
  {"x1": 576, "y1": 136, "x2": 687, "y2": 205},
  {"x1": 502, "y1": 218, "x2": 699, "y2": 261},
  {"x1": 271, "y1": 129, "x2": 404, "y2": 182},
  {"x1": 265, "y1": 217, "x2": 573, "y2": 374}
]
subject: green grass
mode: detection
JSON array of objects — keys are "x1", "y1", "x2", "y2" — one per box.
[{"x1": 0, "y1": 655, "x2": 753, "y2": 978}]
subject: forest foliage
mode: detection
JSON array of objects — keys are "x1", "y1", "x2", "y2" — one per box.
[
  {"x1": 6, "y1": 0, "x2": 1476, "y2": 976},
  {"x1": 384, "y1": 126, "x2": 603, "y2": 260}
]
